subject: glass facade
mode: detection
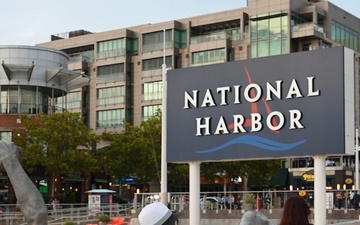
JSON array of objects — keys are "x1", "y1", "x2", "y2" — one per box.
[
  {"x1": 55, "y1": 91, "x2": 81, "y2": 110},
  {"x1": 142, "y1": 57, "x2": 172, "y2": 71},
  {"x1": 142, "y1": 30, "x2": 172, "y2": 52},
  {"x1": 142, "y1": 105, "x2": 162, "y2": 121},
  {"x1": 127, "y1": 38, "x2": 139, "y2": 56},
  {"x1": 174, "y1": 29, "x2": 187, "y2": 49},
  {"x1": 0, "y1": 86, "x2": 48, "y2": 114},
  {"x1": 0, "y1": 132, "x2": 12, "y2": 142},
  {"x1": 97, "y1": 64, "x2": 125, "y2": 84},
  {"x1": 331, "y1": 20, "x2": 359, "y2": 52},
  {"x1": 251, "y1": 13, "x2": 289, "y2": 58},
  {"x1": 142, "y1": 81, "x2": 163, "y2": 101},
  {"x1": 96, "y1": 109, "x2": 125, "y2": 128},
  {"x1": 66, "y1": 46, "x2": 94, "y2": 63},
  {"x1": 192, "y1": 49, "x2": 226, "y2": 66},
  {"x1": 98, "y1": 38, "x2": 126, "y2": 59},
  {"x1": 97, "y1": 86, "x2": 125, "y2": 106}
]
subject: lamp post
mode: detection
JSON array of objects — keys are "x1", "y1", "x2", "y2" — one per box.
[{"x1": 160, "y1": 29, "x2": 168, "y2": 205}]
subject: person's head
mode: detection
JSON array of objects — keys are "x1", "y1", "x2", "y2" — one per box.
[
  {"x1": 279, "y1": 196, "x2": 311, "y2": 225},
  {"x1": 138, "y1": 202, "x2": 180, "y2": 225}
]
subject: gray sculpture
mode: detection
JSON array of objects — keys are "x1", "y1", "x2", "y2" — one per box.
[
  {"x1": 0, "y1": 141, "x2": 48, "y2": 225},
  {"x1": 239, "y1": 211, "x2": 275, "y2": 225}
]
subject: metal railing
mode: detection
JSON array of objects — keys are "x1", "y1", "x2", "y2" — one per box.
[
  {"x1": 133, "y1": 189, "x2": 357, "y2": 212},
  {"x1": 0, "y1": 203, "x2": 132, "y2": 225}
]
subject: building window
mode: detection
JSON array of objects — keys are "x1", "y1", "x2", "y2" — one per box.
[
  {"x1": 65, "y1": 46, "x2": 94, "y2": 63},
  {"x1": 331, "y1": 20, "x2": 359, "y2": 52},
  {"x1": 55, "y1": 92, "x2": 81, "y2": 110},
  {"x1": 96, "y1": 109, "x2": 125, "y2": 128},
  {"x1": 142, "y1": 105, "x2": 162, "y2": 121},
  {"x1": 142, "y1": 30, "x2": 172, "y2": 53},
  {"x1": 143, "y1": 57, "x2": 172, "y2": 71},
  {"x1": 98, "y1": 38, "x2": 126, "y2": 59},
  {"x1": 250, "y1": 12, "x2": 288, "y2": 58},
  {"x1": 127, "y1": 38, "x2": 139, "y2": 56},
  {"x1": 97, "y1": 64, "x2": 125, "y2": 84},
  {"x1": 142, "y1": 82, "x2": 163, "y2": 101},
  {"x1": 302, "y1": 43, "x2": 312, "y2": 51},
  {"x1": 97, "y1": 86, "x2": 125, "y2": 106},
  {"x1": 1, "y1": 86, "x2": 48, "y2": 114},
  {"x1": 192, "y1": 49, "x2": 226, "y2": 66},
  {"x1": 174, "y1": 29, "x2": 187, "y2": 49},
  {"x1": 0, "y1": 132, "x2": 12, "y2": 142}
]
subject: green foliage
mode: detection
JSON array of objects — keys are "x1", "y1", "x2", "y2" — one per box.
[
  {"x1": 201, "y1": 159, "x2": 281, "y2": 190},
  {"x1": 245, "y1": 195, "x2": 256, "y2": 205},
  {"x1": 98, "y1": 214, "x2": 111, "y2": 222},
  {"x1": 63, "y1": 221, "x2": 76, "y2": 225},
  {"x1": 101, "y1": 110, "x2": 190, "y2": 186},
  {"x1": 101, "y1": 110, "x2": 161, "y2": 184},
  {"x1": 18, "y1": 112, "x2": 100, "y2": 175},
  {"x1": 17, "y1": 112, "x2": 100, "y2": 196}
]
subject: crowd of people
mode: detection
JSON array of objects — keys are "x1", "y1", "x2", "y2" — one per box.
[{"x1": 336, "y1": 190, "x2": 360, "y2": 209}]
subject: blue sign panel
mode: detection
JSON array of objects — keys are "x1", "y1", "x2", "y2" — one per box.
[{"x1": 166, "y1": 47, "x2": 354, "y2": 163}]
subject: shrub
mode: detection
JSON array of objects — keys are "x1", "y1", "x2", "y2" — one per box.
[
  {"x1": 98, "y1": 214, "x2": 111, "y2": 222},
  {"x1": 64, "y1": 221, "x2": 76, "y2": 225},
  {"x1": 245, "y1": 195, "x2": 256, "y2": 205}
]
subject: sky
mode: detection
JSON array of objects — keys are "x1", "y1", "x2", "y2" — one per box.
[{"x1": 1, "y1": 0, "x2": 359, "y2": 46}]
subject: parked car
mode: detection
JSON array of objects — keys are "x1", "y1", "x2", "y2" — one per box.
[
  {"x1": 200, "y1": 197, "x2": 225, "y2": 210},
  {"x1": 114, "y1": 195, "x2": 133, "y2": 205}
]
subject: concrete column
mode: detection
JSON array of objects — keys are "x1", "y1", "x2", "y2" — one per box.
[
  {"x1": 189, "y1": 161, "x2": 201, "y2": 225},
  {"x1": 314, "y1": 155, "x2": 326, "y2": 225}
]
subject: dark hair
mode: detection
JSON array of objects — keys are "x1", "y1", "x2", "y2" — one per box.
[{"x1": 279, "y1": 196, "x2": 311, "y2": 225}]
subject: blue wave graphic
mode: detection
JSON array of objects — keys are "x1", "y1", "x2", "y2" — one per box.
[{"x1": 196, "y1": 135, "x2": 306, "y2": 154}]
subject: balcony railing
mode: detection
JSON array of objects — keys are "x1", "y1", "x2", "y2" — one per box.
[
  {"x1": 191, "y1": 59, "x2": 226, "y2": 67},
  {"x1": 141, "y1": 67, "x2": 173, "y2": 78},
  {"x1": 191, "y1": 32, "x2": 232, "y2": 44},
  {"x1": 142, "y1": 41, "x2": 172, "y2": 53},
  {"x1": 97, "y1": 49, "x2": 126, "y2": 59},
  {"x1": 97, "y1": 96, "x2": 126, "y2": 106},
  {"x1": 292, "y1": 23, "x2": 325, "y2": 34},
  {"x1": 97, "y1": 73, "x2": 125, "y2": 84},
  {"x1": 69, "y1": 55, "x2": 90, "y2": 63},
  {"x1": 96, "y1": 119, "x2": 124, "y2": 128}
]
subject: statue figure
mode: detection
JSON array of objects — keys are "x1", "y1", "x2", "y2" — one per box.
[
  {"x1": 239, "y1": 211, "x2": 274, "y2": 225},
  {"x1": 0, "y1": 141, "x2": 48, "y2": 225}
]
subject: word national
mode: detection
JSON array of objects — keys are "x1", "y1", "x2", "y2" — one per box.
[{"x1": 183, "y1": 77, "x2": 320, "y2": 136}]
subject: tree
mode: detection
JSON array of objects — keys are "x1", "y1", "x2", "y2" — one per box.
[
  {"x1": 16, "y1": 112, "x2": 100, "y2": 197},
  {"x1": 101, "y1": 111, "x2": 163, "y2": 187},
  {"x1": 102, "y1": 109, "x2": 280, "y2": 191},
  {"x1": 201, "y1": 159, "x2": 281, "y2": 190}
]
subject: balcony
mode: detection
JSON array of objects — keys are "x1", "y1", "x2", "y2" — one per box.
[
  {"x1": 96, "y1": 73, "x2": 125, "y2": 84},
  {"x1": 142, "y1": 41, "x2": 172, "y2": 53},
  {"x1": 68, "y1": 55, "x2": 90, "y2": 71},
  {"x1": 97, "y1": 49, "x2": 126, "y2": 60},
  {"x1": 291, "y1": 23, "x2": 326, "y2": 39},
  {"x1": 191, "y1": 59, "x2": 226, "y2": 67}
]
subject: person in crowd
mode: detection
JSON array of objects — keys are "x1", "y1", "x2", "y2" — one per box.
[
  {"x1": 353, "y1": 191, "x2": 360, "y2": 210},
  {"x1": 279, "y1": 196, "x2": 312, "y2": 225},
  {"x1": 336, "y1": 192, "x2": 343, "y2": 209},
  {"x1": 350, "y1": 191, "x2": 355, "y2": 208},
  {"x1": 138, "y1": 202, "x2": 180, "y2": 225}
]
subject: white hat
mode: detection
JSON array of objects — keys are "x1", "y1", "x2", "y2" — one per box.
[{"x1": 139, "y1": 202, "x2": 179, "y2": 225}]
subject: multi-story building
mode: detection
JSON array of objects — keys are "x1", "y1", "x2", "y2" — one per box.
[
  {"x1": 0, "y1": 45, "x2": 89, "y2": 202},
  {"x1": 33, "y1": 0, "x2": 360, "y2": 194}
]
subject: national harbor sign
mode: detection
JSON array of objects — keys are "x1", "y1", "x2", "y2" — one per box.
[{"x1": 166, "y1": 47, "x2": 355, "y2": 163}]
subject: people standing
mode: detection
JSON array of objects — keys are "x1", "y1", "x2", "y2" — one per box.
[
  {"x1": 350, "y1": 191, "x2": 355, "y2": 208},
  {"x1": 279, "y1": 196, "x2": 312, "y2": 225},
  {"x1": 353, "y1": 191, "x2": 360, "y2": 210},
  {"x1": 336, "y1": 192, "x2": 343, "y2": 209}
]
